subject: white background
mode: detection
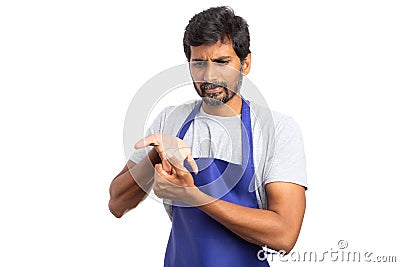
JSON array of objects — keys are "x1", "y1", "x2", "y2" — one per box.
[{"x1": 1, "y1": 0, "x2": 399, "y2": 266}]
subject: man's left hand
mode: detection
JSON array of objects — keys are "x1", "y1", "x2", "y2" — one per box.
[{"x1": 153, "y1": 163, "x2": 201, "y2": 204}]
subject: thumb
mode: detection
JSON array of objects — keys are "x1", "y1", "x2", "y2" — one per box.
[
  {"x1": 186, "y1": 154, "x2": 198, "y2": 174},
  {"x1": 174, "y1": 164, "x2": 190, "y2": 177},
  {"x1": 155, "y1": 163, "x2": 168, "y2": 175}
]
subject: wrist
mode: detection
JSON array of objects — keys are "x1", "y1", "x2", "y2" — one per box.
[
  {"x1": 148, "y1": 147, "x2": 161, "y2": 166},
  {"x1": 186, "y1": 187, "x2": 216, "y2": 207}
]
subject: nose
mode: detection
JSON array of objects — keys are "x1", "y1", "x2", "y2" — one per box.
[{"x1": 203, "y1": 62, "x2": 218, "y2": 83}]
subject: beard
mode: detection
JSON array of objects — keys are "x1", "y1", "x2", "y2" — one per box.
[{"x1": 194, "y1": 66, "x2": 244, "y2": 106}]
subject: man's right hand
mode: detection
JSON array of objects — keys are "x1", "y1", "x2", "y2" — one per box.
[{"x1": 134, "y1": 134, "x2": 198, "y2": 175}]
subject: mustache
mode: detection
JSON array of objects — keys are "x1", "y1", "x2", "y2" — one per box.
[{"x1": 200, "y1": 82, "x2": 228, "y2": 91}]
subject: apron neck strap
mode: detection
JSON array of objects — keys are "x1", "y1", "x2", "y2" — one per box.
[
  {"x1": 177, "y1": 100, "x2": 202, "y2": 139},
  {"x1": 177, "y1": 97, "x2": 252, "y2": 139},
  {"x1": 176, "y1": 97, "x2": 253, "y2": 169}
]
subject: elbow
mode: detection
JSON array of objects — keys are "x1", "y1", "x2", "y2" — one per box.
[
  {"x1": 108, "y1": 200, "x2": 121, "y2": 218},
  {"x1": 279, "y1": 239, "x2": 296, "y2": 255},
  {"x1": 108, "y1": 186, "x2": 123, "y2": 218},
  {"x1": 108, "y1": 197, "x2": 140, "y2": 218},
  {"x1": 108, "y1": 184, "x2": 127, "y2": 218},
  {"x1": 108, "y1": 199, "x2": 124, "y2": 218},
  {"x1": 108, "y1": 182, "x2": 145, "y2": 218},
  {"x1": 271, "y1": 234, "x2": 298, "y2": 254},
  {"x1": 259, "y1": 231, "x2": 298, "y2": 254}
]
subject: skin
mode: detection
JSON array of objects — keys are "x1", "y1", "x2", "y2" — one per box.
[
  {"x1": 190, "y1": 40, "x2": 251, "y2": 116},
  {"x1": 108, "y1": 41, "x2": 306, "y2": 253}
]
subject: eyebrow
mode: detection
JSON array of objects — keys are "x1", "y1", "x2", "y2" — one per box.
[{"x1": 191, "y1": 56, "x2": 232, "y2": 62}]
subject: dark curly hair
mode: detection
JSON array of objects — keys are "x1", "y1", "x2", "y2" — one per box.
[{"x1": 183, "y1": 6, "x2": 251, "y2": 62}]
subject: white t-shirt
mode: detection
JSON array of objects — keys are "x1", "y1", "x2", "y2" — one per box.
[{"x1": 130, "y1": 100, "x2": 307, "y2": 213}]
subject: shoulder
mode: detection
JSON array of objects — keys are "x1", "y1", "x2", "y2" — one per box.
[
  {"x1": 249, "y1": 101, "x2": 297, "y2": 128},
  {"x1": 271, "y1": 110, "x2": 303, "y2": 142}
]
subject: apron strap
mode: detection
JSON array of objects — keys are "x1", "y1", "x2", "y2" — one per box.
[
  {"x1": 177, "y1": 101, "x2": 202, "y2": 139},
  {"x1": 241, "y1": 99, "x2": 254, "y2": 174},
  {"x1": 176, "y1": 97, "x2": 254, "y2": 170}
]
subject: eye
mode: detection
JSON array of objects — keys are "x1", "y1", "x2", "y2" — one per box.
[
  {"x1": 214, "y1": 60, "x2": 229, "y2": 66},
  {"x1": 191, "y1": 61, "x2": 206, "y2": 68}
]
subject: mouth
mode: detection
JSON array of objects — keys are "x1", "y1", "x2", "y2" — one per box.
[
  {"x1": 205, "y1": 87, "x2": 222, "y2": 93},
  {"x1": 203, "y1": 86, "x2": 224, "y2": 97}
]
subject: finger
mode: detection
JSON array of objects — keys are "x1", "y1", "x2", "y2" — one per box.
[
  {"x1": 155, "y1": 163, "x2": 168, "y2": 176},
  {"x1": 162, "y1": 158, "x2": 172, "y2": 174},
  {"x1": 154, "y1": 145, "x2": 167, "y2": 161},
  {"x1": 167, "y1": 154, "x2": 180, "y2": 167},
  {"x1": 174, "y1": 164, "x2": 190, "y2": 176},
  {"x1": 170, "y1": 166, "x2": 177, "y2": 176},
  {"x1": 186, "y1": 154, "x2": 198, "y2": 174},
  {"x1": 134, "y1": 135, "x2": 159, "y2": 149}
]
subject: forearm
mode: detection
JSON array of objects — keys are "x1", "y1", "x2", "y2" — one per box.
[
  {"x1": 109, "y1": 148, "x2": 160, "y2": 218},
  {"x1": 191, "y1": 190, "x2": 299, "y2": 252}
]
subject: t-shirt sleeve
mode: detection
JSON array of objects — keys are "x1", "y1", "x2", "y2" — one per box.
[
  {"x1": 264, "y1": 117, "x2": 308, "y2": 189},
  {"x1": 129, "y1": 106, "x2": 173, "y2": 164}
]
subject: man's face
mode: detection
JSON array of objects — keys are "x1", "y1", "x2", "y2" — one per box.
[{"x1": 189, "y1": 41, "x2": 250, "y2": 106}]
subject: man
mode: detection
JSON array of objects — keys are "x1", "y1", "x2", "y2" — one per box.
[{"x1": 109, "y1": 6, "x2": 307, "y2": 266}]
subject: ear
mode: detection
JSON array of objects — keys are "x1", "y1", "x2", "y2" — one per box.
[{"x1": 241, "y1": 53, "x2": 251, "y2": 75}]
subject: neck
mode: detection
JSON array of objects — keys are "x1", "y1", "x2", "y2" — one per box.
[{"x1": 202, "y1": 94, "x2": 242, "y2": 116}]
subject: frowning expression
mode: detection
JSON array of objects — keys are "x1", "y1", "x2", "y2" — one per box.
[{"x1": 189, "y1": 41, "x2": 251, "y2": 106}]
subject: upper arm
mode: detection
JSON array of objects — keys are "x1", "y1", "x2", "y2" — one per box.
[
  {"x1": 264, "y1": 116, "x2": 307, "y2": 189},
  {"x1": 265, "y1": 182, "x2": 306, "y2": 243},
  {"x1": 113, "y1": 160, "x2": 137, "y2": 181}
]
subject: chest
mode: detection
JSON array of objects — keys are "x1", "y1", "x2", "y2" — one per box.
[{"x1": 181, "y1": 116, "x2": 243, "y2": 164}]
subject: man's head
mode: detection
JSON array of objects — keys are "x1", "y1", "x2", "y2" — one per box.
[{"x1": 183, "y1": 6, "x2": 251, "y2": 106}]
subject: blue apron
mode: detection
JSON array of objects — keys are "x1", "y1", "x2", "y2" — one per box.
[{"x1": 164, "y1": 98, "x2": 270, "y2": 267}]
